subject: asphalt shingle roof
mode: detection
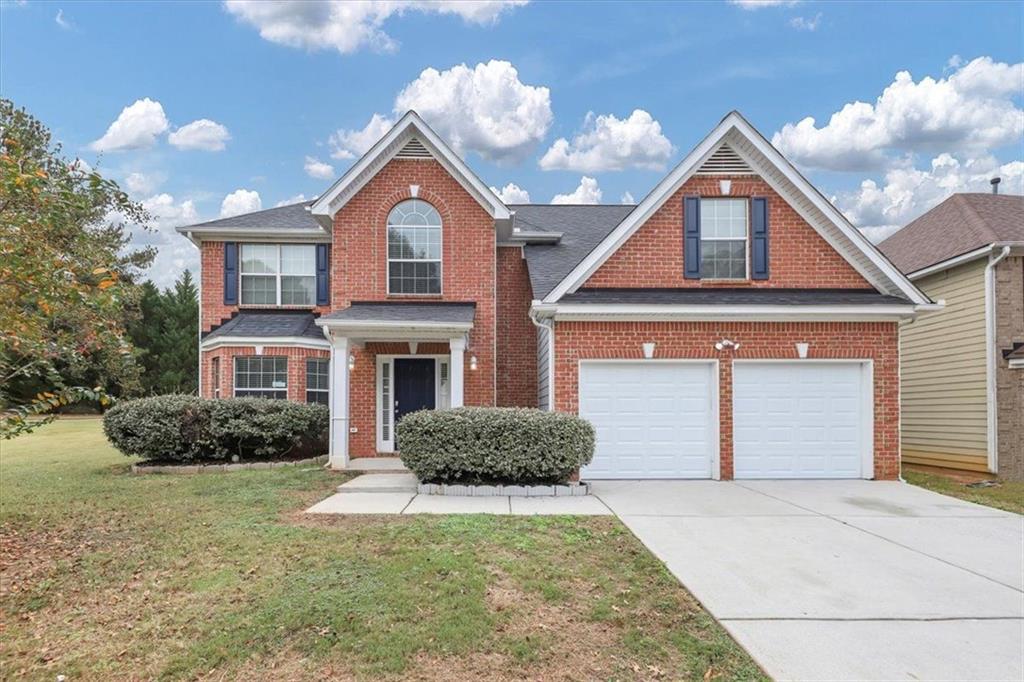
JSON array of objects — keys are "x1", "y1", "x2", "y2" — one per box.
[
  {"x1": 320, "y1": 302, "x2": 476, "y2": 325},
  {"x1": 878, "y1": 193, "x2": 1024, "y2": 274},
  {"x1": 203, "y1": 311, "x2": 323, "y2": 341},
  {"x1": 182, "y1": 201, "x2": 322, "y2": 232},
  {"x1": 559, "y1": 288, "x2": 912, "y2": 306},
  {"x1": 514, "y1": 204, "x2": 636, "y2": 299}
]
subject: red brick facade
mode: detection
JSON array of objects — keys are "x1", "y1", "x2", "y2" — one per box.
[
  {"x1": 585, "y1": 175, "x2": 871, "y2": 290},
  {"x1": 496, "y1": 246, "x2": 538, "y2": 407},
  {"x1": 200, "y1": 345, "x2": 330, "y2": 402},
  {"x1": 552, "y1": 320, "x2": 900, "y2": 480}
]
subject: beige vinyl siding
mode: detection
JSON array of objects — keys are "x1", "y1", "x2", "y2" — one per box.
[{"x1": 901, "y1": 258, "x2": 989, "y2": 471}]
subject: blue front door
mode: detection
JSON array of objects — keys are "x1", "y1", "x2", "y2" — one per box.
[{"x1": 394, "y1": 359, "x2": 436, "y2": 444}]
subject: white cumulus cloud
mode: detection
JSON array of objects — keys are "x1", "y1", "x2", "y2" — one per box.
[
  {"x1": 275, "y1": 193, "x2": 309, "y2": 207},
  {"x1": 223, "y1": 0, "x2": 527, "y2": 55},
  {"x1": 89, "y1": 98, "x2": 170, "y2": 152},
  {"x1": 729, "y1": 0, "x2": 800, "y2": 9},
  {"x1": 220, "y1": 189, "x2": 262, "y2": 218},
  {"x1": 331, "y1": 61, "x2": 551, "y2": 164},
  {"x1": 124, "y1": 171, "x2": 159, "y2": 195},
  {"x1": 838, "y1": 154, "x2": 1024, "y2": 243},
  {"x1": 168, "y1": 119, "x2": 231, "y2": 151},
  {"x1": 304, "y1": 156, "x2": 336, "y2": 179},
  {"x1": 489, "y1": 182, "x2": 530, "y2": 203},
  {"x1": 773, "y1": 57, "x2": 1024, "y2": 171},
  {"x1": 789, "y1": 13, "x2": 821, "y2": 31},
  {"x1": 124, "y1": 193, "x2": 201, "y2": 288},
  {"x1": 539, "y1": 109, "x2": 674, "y2": 172},
  {"x1": 551, "y1": 177, "x2": 602, "y2": 205}
]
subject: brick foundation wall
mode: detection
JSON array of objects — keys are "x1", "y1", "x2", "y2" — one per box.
[
  {"x1": 553, "y1": 320, "x2": 900, "y2": 480},
  {"x1": 496, "y1": 246, "x2": 538, "y2": 407},
  {"x1": 585, "y1": 175, "x2": 871, "y2": 289},
  {"x1": 331, "y1": 158, "x2": 496, "y2": 409},
  {"x1": 200, "y1": 346, "x2": 330, "y2": 402},
  {"x1": 995, "y1": 256, "x2": 1024, "y2": 480}
]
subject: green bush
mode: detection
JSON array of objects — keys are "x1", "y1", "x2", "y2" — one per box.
[
  {"x1": 103, "y1": 395, "x2": 328, "y2": 463},
  {"x1": 396, "y1": 407, "x2": 595, "y2": 484}
]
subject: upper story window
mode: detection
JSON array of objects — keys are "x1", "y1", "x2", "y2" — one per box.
[
  {"x1": 240, "y1": 244, "x2": 316, "y2": 306},
  {"x1": 700, "y1": 198, "x2": 748, "y2": 280},
  {"x1": 387, "y1": 199, "x2": 441, "y2": 295}
]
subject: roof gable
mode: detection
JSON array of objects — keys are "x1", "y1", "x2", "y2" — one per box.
[
  {"x1": 879, "y1": 193, "x2": 1024, "y2": 274},
  {"x1": 309, "y1": 111, "x2": 510, "y2": 228},
  {"x1": 540, "y1": 111, "x2": 929, "y2": 305}
]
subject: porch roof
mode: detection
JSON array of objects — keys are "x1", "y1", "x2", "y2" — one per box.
[{"x1": 316, "y1": 302, "x2": 475, "y2": 340}]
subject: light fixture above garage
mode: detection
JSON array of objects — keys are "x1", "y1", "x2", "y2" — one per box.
[{"x1": 714, "y1": 338, "x2": 740, "y2": 351}]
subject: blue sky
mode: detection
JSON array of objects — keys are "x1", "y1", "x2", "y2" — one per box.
[{"x1": 2, "y1": 0, "x2": 1022, "y2": 287}]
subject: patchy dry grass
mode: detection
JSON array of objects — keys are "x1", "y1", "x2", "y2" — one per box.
[
  {"x1": 904, "y1": 468, "x2": 1024, "y2": 515},
  {"x1": 1, "y1": 419, "x2": 765, "y2": 681}
]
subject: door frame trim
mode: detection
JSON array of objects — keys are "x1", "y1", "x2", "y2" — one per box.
[
  {"x1": 577, "y1": 359, "x2": 721, "y2": 480},
  {"x1": 731, "y1": 359, "x2": 875, "y2": 479},
  {"x1": 376, "y1": 354, "x2": 450, "y2": 453}
]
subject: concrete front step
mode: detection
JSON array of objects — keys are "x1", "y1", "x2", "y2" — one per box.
[
  {"x1": 346, "y1": 457, "x2": 408, "y2": 472},
  {"x1": 337, "y1": 473, "x2": 419, "y2": 494}
]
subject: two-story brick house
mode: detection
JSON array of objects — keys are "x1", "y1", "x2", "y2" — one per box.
[{"x1": 177, "y1": 111, "x2": 937, "y2": 479}]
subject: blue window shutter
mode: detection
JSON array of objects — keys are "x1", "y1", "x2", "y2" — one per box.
[
  {"x1": 684, "y1": 196, "x2": 701, "y2": 279},
  {"x1": 315, "y1": 244, "x2": 329, "y2": 306},
  {"x1": 223, "y1": 242, "x2": 238, "y2": 305},
  {"x1": 751, "y1": 197, "x2": 769, "y2": 280}
]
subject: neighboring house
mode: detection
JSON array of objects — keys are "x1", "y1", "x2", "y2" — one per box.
[
  {"x1": 879, "y1": 194, "x2": 1024, "y2": 480},
  {"x1": 177, "y1": 111, "x2": 937, "y2": 480}
]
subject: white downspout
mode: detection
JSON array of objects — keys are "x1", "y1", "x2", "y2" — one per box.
[
  {"x1": 528, "y1": 306, "x2": 555, "y2": 411},
  {"x1": 985, "y1": 244, "x2": 1011, "y2": 474}
]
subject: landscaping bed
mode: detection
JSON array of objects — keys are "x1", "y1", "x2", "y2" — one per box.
[{"x1": 0, "y1": 418, "x2": 766, "y2": 680}]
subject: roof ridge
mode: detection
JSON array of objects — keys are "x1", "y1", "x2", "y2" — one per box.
[{"x1": 950, "y1": 194, "x2": 1000, "y2": 242}]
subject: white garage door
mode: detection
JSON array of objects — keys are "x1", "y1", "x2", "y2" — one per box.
[
  {"x1": 733, "y1": 362, "x2": 869, "y2": 479},
  {"x1": 580, "y1": 362, "x2": 716, "y2": 479}
]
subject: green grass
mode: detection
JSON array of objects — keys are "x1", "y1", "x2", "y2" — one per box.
[
  {"x1": 904, "y1": 469, "x2": 1024, "y2": 515},
  {"x1": 0, "y1": 419, "x2": 765, "y2": 681}
]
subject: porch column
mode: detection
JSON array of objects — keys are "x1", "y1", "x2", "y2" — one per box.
[
  {"x1": 449, "y1": 336, "x2": 466, "y2": 408},
  {"x1": 329, "y1": 335, "x2": 350, "y2": 469}
]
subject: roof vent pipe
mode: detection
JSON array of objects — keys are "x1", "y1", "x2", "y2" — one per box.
[{"x1": 991, "y1": 177, "x2": 1001, "y2": 194}]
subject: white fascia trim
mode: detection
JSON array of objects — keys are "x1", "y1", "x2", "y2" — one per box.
[
  {"x1": 315, "y1": 319, "x2": 473, "y2": 331},
  {"x1": 309, "y1": 111, "x2": 510, "y2": 223},
  {"x1": 200, "y1": 336, "x2": 330, "y2": 351},
  {"x1": 174, "y1": 227, "x2": 330, "y2": 243},
  {"x1": 542, "y1": 111, "x2": 929, "y2": 306},
  {"x1": 533, "y1": 302, "x2": 933, "y2": 322},
  {"x1": 908, "y1": 242, "x2": 1024, "y2": 280}
]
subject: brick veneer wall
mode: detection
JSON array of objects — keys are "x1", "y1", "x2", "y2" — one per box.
[
  {"x1": 553, "y1": 320, "x2": 900, "y2": 480},
  {"x1": 496, "y1": 246, "x2": 538, "y2": 407},
  {"x1": 995, "y1": 256, "x2": 1024, "y2": 480},
  {"x1": 200, "y1": 346, "x2": 330, "y2": 402},
  {"x1": 585, "y1": 175, "x2": 871, "y2": 289}
]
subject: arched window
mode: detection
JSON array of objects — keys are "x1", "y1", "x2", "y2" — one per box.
[{"x1": 387, "y1": 199, "x2": 442, "y2": 294}]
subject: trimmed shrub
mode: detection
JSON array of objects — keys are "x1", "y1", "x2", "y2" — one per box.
[
  {"x1": 396, "y1": 407, "x2": 595, "y2": 484},
  {"x1": 103, "y1": 395, "x2": 328, "y2": 463}
]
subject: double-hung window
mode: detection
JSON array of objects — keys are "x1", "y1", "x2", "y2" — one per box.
[
  {"x1": 305, "y1": 358, "x2": 329, "y2": 405},
  {"x1": 240, "y1": 244, "x2": 316, "y2": 306},
  {"x1": 387, "y1": 199, "x2": 442, "y2": 294},
  {"x1": 234, "y1": 357, "x2": 287, "y2": 399},
  {"x1": 700, "y1": 198, "x2": 748, "y2": 280}
]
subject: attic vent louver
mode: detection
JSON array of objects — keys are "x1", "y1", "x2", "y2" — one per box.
[
  {"x1": 696, "y1": 144, "x2": 754, "y2": 175},
  {"x1": 395, "y1": 137, "x2": 432, "y2": 159}
]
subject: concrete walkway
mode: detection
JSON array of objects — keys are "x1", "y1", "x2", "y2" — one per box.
[
  {"x1": 305, "y1": 473, "x2": 611, "y2": 515},
  {"x1": 592, "y1": 479, "x2": 1024, "y2": 681}
]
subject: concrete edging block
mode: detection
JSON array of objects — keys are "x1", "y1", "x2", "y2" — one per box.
[{"x1": 416, "y1": 482, "x2": 591, "y2": 497}]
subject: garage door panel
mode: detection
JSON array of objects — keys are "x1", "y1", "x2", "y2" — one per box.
[
  {"x1": 734, "y1": 362, "x2": 868, "y2": 479},
  {"x1": 581, "y1": 362, "x2": 716, "y2": 479}
]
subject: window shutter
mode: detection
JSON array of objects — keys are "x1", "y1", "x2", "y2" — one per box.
[
  {"x1": 684, "y1": 196, "x2": 701, "y2": 279},
  {"x1": 315, "y1": 243, "x2": 329, "y2": 306},
  {"x1": 751, "y1": 197, "x2": 769, "y2": 280},
  {"x1": 223, "y1": 242, "x2": 238, "y2": 305}
]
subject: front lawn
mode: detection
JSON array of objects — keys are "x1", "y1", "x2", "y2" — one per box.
[
  {"x1": 904, "y1": 468, "x2": 1024, "y2": 515},
  {"x1": 0, "y1": 418, "x2": 764, "y2": 680}
]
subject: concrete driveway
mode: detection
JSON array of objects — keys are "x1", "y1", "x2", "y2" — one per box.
[{"x1": 592, "y1": 480, "x2": 1024, "y2": 681}]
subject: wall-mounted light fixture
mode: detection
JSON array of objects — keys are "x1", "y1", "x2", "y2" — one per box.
[
  {"x1": 470, "y1": 355, "x2": 478, "y2": 371},
  {"x1": 719, "y1": 179, "x2": 732, "y2": 195},
  {"x1": 642, "y1": 342, "x2": 656, "y2": 359},
  {"x1": 348, "y1": 354, "x2": 356, "y2": 371},
  {"x1": 795, "y1": 342, "x2": 809, "y2": 359},
  {"x1": 714, "y1": 338, "x2": 740, "y2": 351}
]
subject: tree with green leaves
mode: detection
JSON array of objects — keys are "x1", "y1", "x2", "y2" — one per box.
[
  {"x1": 129, "y1": 271, "x2": 199, "y2": 395},
  {"x1": 0, "y1": 98, "x2": 155, "y2": 437}
]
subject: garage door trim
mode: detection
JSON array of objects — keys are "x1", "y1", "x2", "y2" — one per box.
[
  {"x1": 732, "y1": 359, "x2": 875, "y2": 479},
  {"x1": 578, "y1": 359, "x2": 720, "y2": 480}
]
